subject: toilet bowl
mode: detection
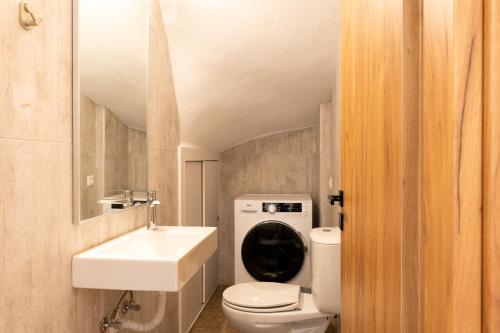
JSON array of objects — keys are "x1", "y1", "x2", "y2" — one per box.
[
  {"x1": 222, "y1": 282, "x2": 332, "y2": 333},
  {"x1": 223, "y1": 227, "x2": 341, "y2": 333}
]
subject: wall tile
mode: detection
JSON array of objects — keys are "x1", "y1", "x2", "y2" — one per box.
[
  {"x1": 286, "y1": 154, "x2": 313, "y2": 193},
  {"x1": 318, "y1": 103, "x2": 337, "y2": 227},
  {"x1": 148, "y1": 149, "x2": 178, "y2": 226},
  {"x1": 147, "y1": 0, "x2": 180, "y2": 151},
  {"x1": 0, "y1": 139, "x2": 60, "y2": 332},
  {"x1": 259, "y1": 153, "x2": 288, "y2": 193},
  {"x1": 0, "y1": 0, "x2": 179, "y2": 331},
  {"x1": 243, "y1": 153, "x2": 262, "y2": 193},
  {"x1": 0, "y1": 0, "x2": 71, "y2": 143},
  {"x1": 76, "y1": 289, "x2": 101, "y2": 332},
  {"x1": 0, "y1": 0, "x2": 179, "y2": 333},
  {"x1": 256, "y1": 132, "x2": 287, "y2": 155},
  {"x1": 287, "y1": 130, "x2": 303, "y2": 155},
  {"x1": 300, "y1": 127, "x2": 318, "y2": 155}
]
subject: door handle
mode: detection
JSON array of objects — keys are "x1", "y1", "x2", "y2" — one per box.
[{"x1": 328, "y1": 190, "x2": 344, "y2": 207}]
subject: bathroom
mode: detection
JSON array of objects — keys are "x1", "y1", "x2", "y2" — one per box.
[{"x1": 0, "y1": 0, "x2": 498, "y2": 332}]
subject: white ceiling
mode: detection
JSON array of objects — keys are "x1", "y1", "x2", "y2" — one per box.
[
  {"x1": 79, "y1": 0, "x2": 149, "y2": 131},
  {"x1": 161, "y1": 0, "x2": 339, "y2": 152}
]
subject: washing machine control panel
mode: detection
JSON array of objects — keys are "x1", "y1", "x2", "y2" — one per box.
[{"x1": 262, "y1": 202, "x2": 302, "y2": 213}]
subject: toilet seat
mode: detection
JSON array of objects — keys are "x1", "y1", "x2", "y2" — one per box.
[
  {"x1": 223, "y1": 282, "x2": 302, "y2": 313},
  {"x1": 223, "y1": 298, "x2": 302, "y2": 313},
  {"x1": 222, "y1": 290, "x2": 331, "y2": 327}
]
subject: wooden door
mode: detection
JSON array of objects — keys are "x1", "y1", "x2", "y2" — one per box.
[
  {"x1": 340, "y1": 0, "x2": 482, "y2": 331},
  {"x1": 340, "y1": 0, "x2": 404, "y2": 331},
  {"x1": 203, "y1": 161, "x2": 219, "y2": 302},
  {"x1": 483, "y1": 0, "x2": 500, "y2": 331}
]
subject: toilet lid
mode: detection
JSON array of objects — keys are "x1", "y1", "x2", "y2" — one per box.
[{"x1": 223, "y1": 282, "x2": 301, "y2": 309}]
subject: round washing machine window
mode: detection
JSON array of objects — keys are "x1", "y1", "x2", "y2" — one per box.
[{"x1": 241, "y1": 220, "x2": 305, "y2": 283}]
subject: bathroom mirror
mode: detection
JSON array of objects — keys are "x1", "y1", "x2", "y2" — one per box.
[{"x1": 73, "y1": 0, "x2": 150, "y2": 223}]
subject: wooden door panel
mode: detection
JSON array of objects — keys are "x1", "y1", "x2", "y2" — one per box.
[
  {"x1": 420, "y1": 0, "x2": 482, "y2": 331},
  {"x1": 340, "y1": 0, "x2": 482, "y2": 331},
  {"x1": 483, "y1": 0, "x2": 500, "y2": 331},
  {"x1": 340, "y1": 0, "x2": 403, "y2": 331}
]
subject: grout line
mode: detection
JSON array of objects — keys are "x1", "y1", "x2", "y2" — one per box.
[{"x1": 0, "y1": 136, "x2": 72, "y2": 145}]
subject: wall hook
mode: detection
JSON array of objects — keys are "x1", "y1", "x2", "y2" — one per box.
[{"x1": 19, "y1": 1, "x2": 43, "y2": 30}]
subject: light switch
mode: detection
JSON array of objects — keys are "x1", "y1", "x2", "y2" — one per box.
[{"x1": 86, "y1": 175, "x2": 94, "y2": 187}]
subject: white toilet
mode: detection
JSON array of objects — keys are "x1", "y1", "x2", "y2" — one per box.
[{"x1": 222, "y1": 227, "x2": 341, "y2": 333}]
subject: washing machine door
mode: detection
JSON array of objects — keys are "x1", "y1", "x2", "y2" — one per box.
[{"x1": 241, "y1": 220, "x2": 306, "y2": 283}]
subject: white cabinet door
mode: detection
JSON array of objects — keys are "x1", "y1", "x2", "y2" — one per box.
[
  {"x1": 203, "y1": 161, "x2": 219, "y2": 302},
  {"x1": 184, "y1": 161, "x2": 203, "y2": 227},
  {"x1": 181, "y1": 161, "x2": 203, "y2": 332},
  {"x1": 181, "y1": 268, "x2": 204, "y2": 332}
]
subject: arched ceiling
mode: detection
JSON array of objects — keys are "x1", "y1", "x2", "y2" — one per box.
[{"x1": 161, "y1": 0, "x2": 339, "y2": 152}]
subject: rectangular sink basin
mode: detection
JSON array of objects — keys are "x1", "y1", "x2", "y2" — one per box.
[{"x1": 72, "y1": 226, "x2": 217, "y2": 292}]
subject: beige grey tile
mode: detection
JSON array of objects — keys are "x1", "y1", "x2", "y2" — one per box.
[
  {"x1": 104, "y1": 109, "x2": 129, "y2": 196},
  {"x1": 100, "y1": 208, "x2": 137, "y2": 241},
  {"x1": 286, "y1": 154, "x2": 313, "y2": 193},
  {"x1": 300, "y1": 127, "x2": 318, "y2": 155},
  {"x1": 54, "y1": 144, "x2": 77, "y2": 332},
  {"x1": 0, "y1": 0, "x2": 69, "y2": 143},
  {"x1": 128, "y1": 129, "x2": 148, "y2": 191},
  {"x1": 256, "y1": 132, "x2": 287, "y2": 155},
  {"x1": 147, "y1": 0, "x2": 180, "y2": 151},
  {"x1": 287, "y1": 129, "x2": 304, "y2": 155},
  {"x1": 149, "y1": 149, "x2": 178, "y2": 226},
  {"x1": 56, "y1": 0, "x2": 74, "y2": 144},
  {"x1": 76, "y1": 289, "x2": 101, "y2": 333},
  {"x1": 0, "y1": 140, "x2": 60, "y2": 332},
  {"x1": 243, "y1": 153, "x2": 261, "y2": 193},
  {"x1": 75, "y1": 218, "x2": 105, "y2": 254},
  {"x1": 259, "y1": 153, "x2": 287, "y2": 193},
  {"x1": 134, "y1": 204, "x2": 148, "y2": 229},
  {"x1": 0, "y1": 139, "x2": 12, "y2": 333},
  {"x1": 318, "y1": 103, "x2": 335, "y2": 227},
  {"x1": 0, "y1": 0, "x2": 13, "y2": 138},
  {"x1": 1, "y1": 0, "x2": 181, "y2": 332},
  {"x1": 233, "y1": 140, "x2": 257, "y2": 157}
]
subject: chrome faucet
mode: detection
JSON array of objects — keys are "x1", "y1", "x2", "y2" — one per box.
[{"x1": 146, "y1": 190, "x2": 160, "y2": 230}]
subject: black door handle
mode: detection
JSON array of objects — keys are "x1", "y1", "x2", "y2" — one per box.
[{"x1": 328, "y1": 190, "x2": 344, "y2": 207}]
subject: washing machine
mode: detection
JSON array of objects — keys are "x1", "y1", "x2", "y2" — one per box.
[{"x1": 234, "y1": 194, "x2": 313, "y2": 288}]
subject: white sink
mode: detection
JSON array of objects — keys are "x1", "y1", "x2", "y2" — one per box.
[{"x1": 72, "y1": 226, "x2": 217, "y2": 292}]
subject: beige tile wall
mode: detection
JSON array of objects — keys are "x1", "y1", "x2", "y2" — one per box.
[
  {"x1": 128, "y1": 128, "x2": 148, "y2": 192},
  {"x1": 217, "y1": 127, "x2": 320, "y2": 285},
  {"x1": 104, "y1": 109, "x2": 129, "y2": 196},
  {"x1": 0, "y1": 0, "x2": 180, "y2": 332},
  {"x1": 80, "y1": 94, "x2": 104, "y2": 220},
  {"x1": 318, "y1": 102, "x2": 340, "y2": 227}
]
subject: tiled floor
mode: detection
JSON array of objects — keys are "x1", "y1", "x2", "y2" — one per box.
[
  {"x1": 190, "y1": 286, "x2": 336, "y2": 333},
  {"x1": 190, "y1": 286, "x2": 239, "y2": 333}
]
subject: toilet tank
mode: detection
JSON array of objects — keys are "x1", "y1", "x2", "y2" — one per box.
[{"x1": 310, "y1": 227, "x2": 341, "y2": 314}]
